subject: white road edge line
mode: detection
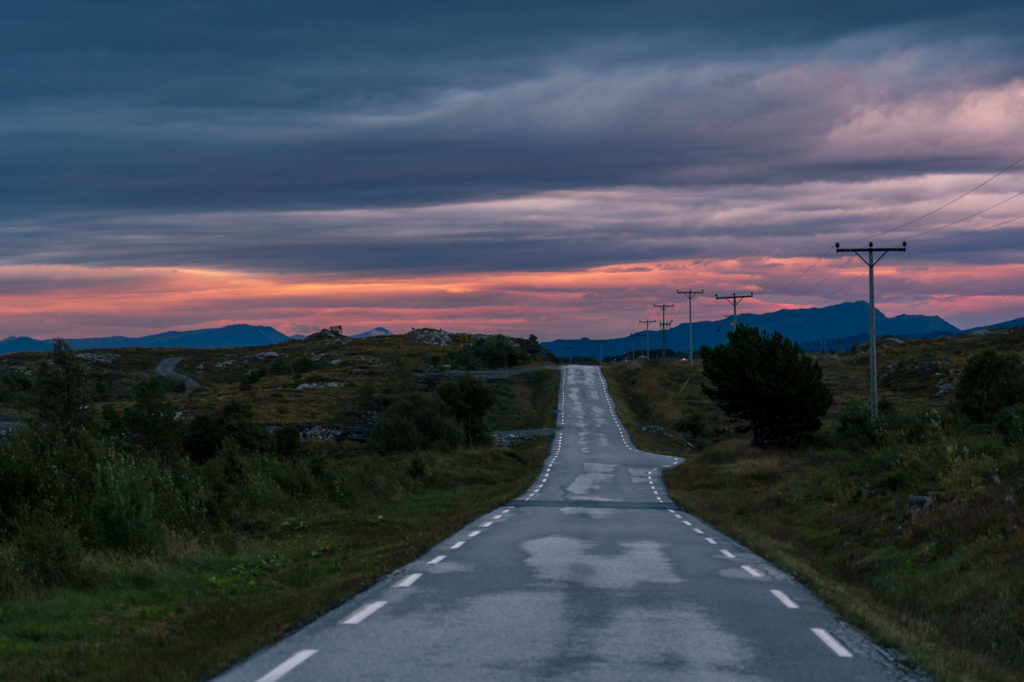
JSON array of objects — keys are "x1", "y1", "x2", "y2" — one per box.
[
  {"x1": 812, "y1": 628, "x2": 854, "y2": 658},
  {"x1": 771, "y1": 589, "x2": 799, "y2": 609},
  {"x1": 741, "y1": 565, "x2": 763, "y2": 577},
  {"x1": 342, "y1": 601, "x2": 387, "y2": 625},
  {"x1": 255, "y1": 649, "x2": 318, "y2": 682},
  {"x1": 394, "y1": 573, "x2": 423, "y2": 588},
  {"x1": 427, "y1": 555, "x2": 446, "y2": 565}
]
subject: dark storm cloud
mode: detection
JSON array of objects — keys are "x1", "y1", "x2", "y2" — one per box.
[{"x1": 2, "y1": 0, "x2": 1024, "y2": 278}]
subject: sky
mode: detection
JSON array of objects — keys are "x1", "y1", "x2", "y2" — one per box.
[{"x1": 3, "y1": 1, "x2": 1023, "y2": 341}]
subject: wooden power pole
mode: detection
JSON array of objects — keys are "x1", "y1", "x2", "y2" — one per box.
[
  {"x1": 638, "y1": 319, "x2": 656, "y2": 358},
  {"x1": 715, "y1": 292, "x2": 753, "y2": 328},
  {"x1": 653, "y1": 304, "x2": 674, "y2": 359},
  {"x1": 676, "y1": 288, "x2": 703, "y2": 364},
  {"x1": 835, "y1": 241, "x2": 906, "y2": 418}
]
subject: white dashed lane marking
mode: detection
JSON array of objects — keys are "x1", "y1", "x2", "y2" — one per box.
[
  {"x1": 254, "y1": 650, "x2": 318, "y2": 682},
  {"x1": 341, "y1": 601, "x2": 387, "y2": 625},
  {"x1": 394, "y1": 573, "x2": 422, "y2": 588},
  {"x1": 812, "y1": 628, "x2": 854, "y2": 658},
  {"x1": 741, "y1": 565, "x2": 764, "y2": 578},
  {"x1": 721, "y1": 549, "x2": 736, "y2": 559},
  {"x1": 427, "y1": 555, "x2": 446, "y2": 565},
  {"x1": 450, "y1": 541, "x2": 466, "y2": 549},
  {"x1": 771, "y1": 590, "x2": 799, "y2": 609}
]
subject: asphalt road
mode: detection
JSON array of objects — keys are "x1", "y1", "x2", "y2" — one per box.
[{"x1": 214, "y1": 365, "x2": 927, "y2": 682}]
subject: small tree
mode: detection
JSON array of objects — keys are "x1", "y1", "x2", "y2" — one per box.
[
  {"x1": 369, "y1": 392, "x2": 464, "y2": 453},
  {"x1": 438, "y1": 372, "x2": 494, "y2": 446},
  {"x1": 122, "y1": 378, "x2": 180, "y2": 457},
  {"x1": 33, "y1": 339, "x2": 94, "y2": 435},
  {"x1": 954, "y1": 348, "x2": 1024, "y2": 423},
  {"x1": 701, "y1": 325, "x2": 832, "y2": 446}
]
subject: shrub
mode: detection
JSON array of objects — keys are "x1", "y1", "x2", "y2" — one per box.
[
  {"x1": 438, "y1": 373, "x2": 495, "y2": 446},
  {"x1": 274, "y1": 424, "x2": 302, "y2": 457},
  {"x1": 370, "y1": 392, "x2": 464, "y2": 453},
  {"x1": 995, "y1": 404, "x2": 1024, "y2": 445},
  {"x1": 453, "y1": 335, "x2": 530, "y2": 369},
  {"x1": 836, "y1": 400, "x2": 877, "y2": 450},
  {"x1": 14, "y1": 511, "x2": 85, "y2": 588},
  {"x1": 122, "y1": 378, "x2": 181, "y2": 457},
  {"x1": 292, "y1": 357, "x2": 315, "y2": 374},
  {"x1": 90, "y1": 451, "x2": 161, "y2": 553},
  {"x1": 701, "y1": 325, "x2": 833, "y2": 446},
  {"x1": 954, "y1": 348, "x2": 1024, "y2": 423},
  {"x1": 184, "y1": 400, "x2": 271, "y2": 465},
  {"x1": 0, "y1": 370, "x2": 31, "y2": 403}
]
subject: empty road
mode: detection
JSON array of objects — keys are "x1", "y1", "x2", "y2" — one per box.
[{"x1": 216, "y1": 365, "x2": 925, "y2": 681}]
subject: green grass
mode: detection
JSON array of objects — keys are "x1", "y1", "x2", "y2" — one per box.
[
  {"x1": 602, "y1": 334, "x2": 1024, "y2": 682},
  {"x1": 0, "y1": 440, "x2": 552, "y2": 682},
  {"x1": 0, "y1": 336, "x2": 558, "y2": 681}
]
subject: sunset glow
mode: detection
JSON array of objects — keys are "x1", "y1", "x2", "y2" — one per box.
[{"x1": 1, "y1": 256, "x2": 1019, "y2": 341}]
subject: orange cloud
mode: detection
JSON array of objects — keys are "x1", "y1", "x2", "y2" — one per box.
[{"x1": 0, "y1": 258, "x2": 1020, "y2": 341}]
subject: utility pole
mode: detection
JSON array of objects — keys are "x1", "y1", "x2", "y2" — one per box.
[
  {"x1": 835, "y1": 241, "x2": 906, "y2": 418},
  {"x1": 676, "y1": 288, "x2": 703, "y2": 364},
  {"x1": 653, "y1": 304, "x2": 674, "y2": 359},
  {"x1": 639, "y1": 319, "x2": 656, "y2": 358},
  {"x1": 715, "y1": 292, "x2": 753, "y2": 328}
]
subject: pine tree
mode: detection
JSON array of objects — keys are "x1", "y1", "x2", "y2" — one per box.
[{"x1": 701, "y1": 325, "x2": 832, "y2": 446}]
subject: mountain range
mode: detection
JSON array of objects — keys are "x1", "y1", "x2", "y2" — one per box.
[
  {"x1": 541, "y1": 301, "x2": 1011, "y2": 359},
  {"x1": 0, "y1": 324, "x2": 291, "y2": 354},
  {"x1": 0, "y1": 303, "x2": 1017, "y2": 356}
]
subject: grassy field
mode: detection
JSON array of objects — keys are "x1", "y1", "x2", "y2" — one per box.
[
  {"x1": 0, "y1": 331, "x2": 559, "y2": 681},
  {"x1": 603, "y1": 328, "x2": 1024, "y2": 682}
]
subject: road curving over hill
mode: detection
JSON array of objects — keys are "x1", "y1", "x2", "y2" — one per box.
[
  {"x1": 215, "y1": 365, "x2": 927, "y2": 681},
  {"x1": 155, "y1": 357, "x2": 200, "y2": 389}
]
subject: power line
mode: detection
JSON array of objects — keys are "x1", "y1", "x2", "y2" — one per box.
[
  {"x1": 915, "y1": 211, "x2": 1024, "y2": 244},
  {"x1": 903, "y1": 190, "x2": 1024, "y2": 241},
  {"x1": 871, "y1": 153, "x2": 1024, "y2": 239}
]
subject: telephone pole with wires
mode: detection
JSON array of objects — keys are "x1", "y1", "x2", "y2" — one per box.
[
  {"x1": 715, "y1": 292, "x2": 753, "y2": 328},
  {"x1": 835, "y1": 241, "x2": 906, "y2": 418},
  {"x1": 653, "y1": 304, "x2": 674, "y2": 359},
  {"x1": 638, "y1": 319, "x2": 656, "y2": 359},
  {"x1": 676, "y1": 288, "x2": 704, "y2": 364}
]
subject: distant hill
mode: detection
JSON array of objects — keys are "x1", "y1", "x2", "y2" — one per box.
[
  {"x1": 542, "y1": 301, "x2": 961, "y2": 359},
  {"x1": 0, "y1": 324, "x2": 291, "y2": 354},
  {"x1": 353, "y1": 327, "x2": 392, "y2": 338},
  {"x1": 965, "y1": 316, "x2": 1024, "y2": 333}
]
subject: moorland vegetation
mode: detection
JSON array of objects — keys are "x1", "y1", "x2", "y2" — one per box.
[{"x1": 0, "y1": 330, "x2": 558, "y2": 681}]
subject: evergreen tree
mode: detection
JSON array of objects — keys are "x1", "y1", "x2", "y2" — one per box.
[{"x1": 701, "y1": 325, "x2": 832, "y2": 446}]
